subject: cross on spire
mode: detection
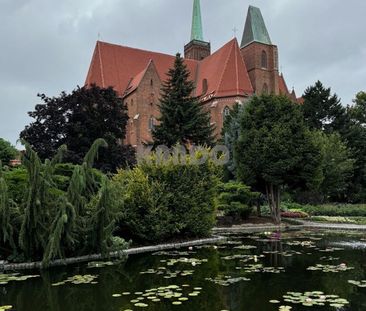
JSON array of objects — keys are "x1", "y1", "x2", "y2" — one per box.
[{"x1": 191, "y1": 0, "x2": 204, "y2": 41}]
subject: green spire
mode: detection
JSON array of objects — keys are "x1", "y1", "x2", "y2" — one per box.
[
  {"x1": 241, "y1": 6, "x2": 272, "y2": 48},
  {"x1": 191, "y1": 0, "x2": 204, "y2": 41}
]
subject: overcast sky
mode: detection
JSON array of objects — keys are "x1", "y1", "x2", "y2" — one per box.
[{"x1": 1, "y1": 0, "x2": 365, "y2": 145}]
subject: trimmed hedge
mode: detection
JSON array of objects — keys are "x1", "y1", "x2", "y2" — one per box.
[
  {"x1": 301, "y1": 204, "x2": 366, "y2": 217},
  {"x1": 112, "y1": 154, "x2": 221, "y2": 243}
]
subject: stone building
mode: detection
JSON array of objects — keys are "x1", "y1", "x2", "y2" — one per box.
[{"x1": 85, "y1": 1, "x2": 296, "y2": 147}]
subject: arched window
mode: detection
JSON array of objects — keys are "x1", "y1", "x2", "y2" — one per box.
[
  {"x1": 261, "y1": 50, "x2": 268, "y2": 69},
  {"x1": 223, "y1": 106, "x2": 230, "y2": 121},
  {"x1": 150, "y1": 79, "x2": 153, "y2": 86},
  {"x1": 262, "y1": 83, "x2": 269, "y2": 94},
  {"x1": 202, "y1": 79, "x2": 208, "y2": 95},
  {"x1": 148, "y1": 116, "x2": 155, "y2": 130}
]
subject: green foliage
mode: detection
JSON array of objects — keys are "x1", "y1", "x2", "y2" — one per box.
[
  {"x1": 0, "y1": 138, "x2": 17, "y2": 165},
  {"x1": 217, "y1": 182, "x2": 259, "y2": 220},
  {"x1": 20, "y1": 85, "x2": 135, "y2": 173},
  {"x1": 301, "y1": 81, "x2": 347, "y2": 133},
  {"x1": 302, "y1": 204, "x2": 366, "y2": 217},
  {"x1": 309, "y1": 131, "x2": 355, "y2": 201},
  {"x1": 341, "y1": 91, "x2": 366, "y2": 202},
  {"x1": 221, "y1": 104, "x2": 243, "y2": 180},
  {"x1": 112, "y1": 151, "x2": 220, "y2": 242},
  {"x1": 234, "y1": 95, "x2": 320, "y2": 223},
  {"x1": 153, "y1": 53, "x2": 215, "y2": 147},
  {"x1": 0, "y1": 139, "x2": 128, "y2": 266},
  {"x1": 0, "y1": 163, "x2": 17, "y2": 253}
]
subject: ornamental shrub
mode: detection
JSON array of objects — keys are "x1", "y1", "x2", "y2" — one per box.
[
  {"x1": 217, "y1": 182, "x2": 259, "y2": 220},
  {"x1": 112, "y1": 152, "x2": 221, "y2": 242}
]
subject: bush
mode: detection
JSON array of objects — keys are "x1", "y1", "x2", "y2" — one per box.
[
  {"x1": 222, "y1": 202, "x2": 253, "y2": 220},
  {"x1": 281, "y1": 211, "x2": 309, "y2": 218},
  {"x1": 112, "y1": 153, "x2": 221, "y2": 242},
  {"x1": 217, "y1": 182, "x2": 259, "y2": 220},
  {"x1": 302, "y1": 204, "x2": 366, "y2": 217},
  {"x1": 281, "y1": 201, "x2": 306, "y2": 211}
]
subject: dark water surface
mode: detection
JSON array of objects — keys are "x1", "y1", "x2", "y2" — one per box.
[{"x1": 1, "y1": 229, "x2": 366, "y2": 311}]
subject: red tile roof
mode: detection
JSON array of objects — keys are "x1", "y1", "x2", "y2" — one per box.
[
  {"x1": 278, "y1": 73, "x2": 290, "y2": 95},
  {"x1": 85, "y1": 39, "x2": 254, "y2": 100},
  {"x1": 196, "y1": 39, "x2": 253, "y2": 100},
  {"x1": 86, "y1": 41, "x2": 198, "y2": 95},
  {"x1": 124, "y1": 60, "x2": 157, "y2": 96}
]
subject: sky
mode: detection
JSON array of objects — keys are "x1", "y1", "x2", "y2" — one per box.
[{"x1": 1, "y1": 0, "x2": 365, "y2": 145}]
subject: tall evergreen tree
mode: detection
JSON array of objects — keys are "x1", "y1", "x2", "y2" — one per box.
[
  {"x1": 301, "y1": 81, "x2": 347, "y2": 133},
  {"x1": 221, "y1": 103, "x2": 243, "y2": 180},
  {"x1": 342, "y1": 91, "x2": 366, "y2": 202},
  {"x1": 153, "y1": 53, "x2": 215, "y2": 147}
]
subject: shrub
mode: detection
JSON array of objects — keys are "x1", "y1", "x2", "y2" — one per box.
[
  {"x1": 281, "y1": 211, "x2": 309, "y2": 218},
  {"x1": 223, "y1": 202, "x2": 253, "y2": 220},
  {"x1": 112, "y1": 153, "x2": 220, "y2": 242},
  {"x1": 217, "y1": 182, "x2": 259, "y2": 220}
]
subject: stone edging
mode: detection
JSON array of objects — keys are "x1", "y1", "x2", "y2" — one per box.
[
  {"x1": 0, "y1": 236, "x2": 227, "y2": 272},
  {"x1": 213, "y1": 224, "x2": 297, "y2": 233},
  {"x1": 297, "y1": 220, "x2": 366, "y2": 231}
]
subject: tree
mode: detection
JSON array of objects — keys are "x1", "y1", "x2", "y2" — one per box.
[
  {"x1": 221, "y1": 103, "x2": 243, "y2": 180},
  {"x1": 310, "y1": 131, "x2": 355, "y2": 201},
  {"x1": 20, "y1": 85, "x2": 135, "y2": 172},
  {"x1": 153, "y1": 53, "x2": 215, "y2": 147},
  {"x1": 341, "y1": 91, "x2": 366, "y2": 202},
  {"x1": 235, "y1": 95, "x2": 320, "y2": 224},
  {"x1": 0, "y1": 138, "x2": 17, "y2": 165},
  {"x1": 301, "y1": 81, "x2": 347, "y2": 133}
]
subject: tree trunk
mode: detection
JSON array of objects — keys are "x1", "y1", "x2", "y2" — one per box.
[
  {"x1": 265, "y1": 182, "x2": 281, "y2": 225},
  {"x1": 256, "y1": 199, "x2": 261, "y2": 217}
]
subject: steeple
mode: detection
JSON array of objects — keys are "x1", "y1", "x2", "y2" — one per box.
[
  {"x1": 240, "y1": 6, "x2": 279, "y2": 95},
  {"x1": 184, "y1": 0, "x2": 211, "y2": 61},
  {"x1": 191, "y1": 0, "x2": 204, "y2": 41},
  {"x1": 241, "y1": 6, "x2": 272, "y2": 48}
]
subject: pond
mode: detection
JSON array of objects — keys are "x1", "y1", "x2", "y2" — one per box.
[{"x1": 1, "y1": 229, "x2": 366, "y2": 311}]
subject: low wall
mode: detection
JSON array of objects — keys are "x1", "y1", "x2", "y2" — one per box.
[{"x1": 0, "y1": 236, "x2": 227, "y2": 272}]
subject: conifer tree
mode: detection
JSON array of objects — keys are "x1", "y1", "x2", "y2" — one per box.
[
  {"x1": 301, "y1": 81, "x2": 347, "y2": 133},
  {"x1": 153, "y1": 53, "x2": 215, "y2": 147}
]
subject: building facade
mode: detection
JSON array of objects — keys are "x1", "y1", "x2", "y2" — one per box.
[{"x1": 85, "y1": 1, "x2": 297, "y2": 147}]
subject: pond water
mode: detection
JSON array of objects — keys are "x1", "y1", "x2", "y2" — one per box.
[{"x1": 1, "y1": 229, "x2": 366, "y2": 311}]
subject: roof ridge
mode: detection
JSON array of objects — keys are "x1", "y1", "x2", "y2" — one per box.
[
  {"x1": 216, "y1": 40, "x2": 235, "y2": 95},
  {"x1": 97, "y1": 41, "x2": 105, "y2": 87},
  {"x1": 124, "y1": 59, "x2": 157, "y2": 96},
  {"x1": 97, "y1": 40, "x2": 199, "y2": 64},
  {"x1": 234, "y1": 39, "x2": 254, "y2": 93}
]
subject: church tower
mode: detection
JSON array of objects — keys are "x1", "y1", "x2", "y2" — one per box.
[
  {"x1": 240, "y1": 6, "x2": 279, "y2": 95},
  {"x1": 184, "y1": 0, "x2": 211, "y2": 61}
]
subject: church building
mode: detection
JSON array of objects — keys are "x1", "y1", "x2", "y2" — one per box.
[{"x1": 85, "y1": 1, "x2": 297, "y2": 147}]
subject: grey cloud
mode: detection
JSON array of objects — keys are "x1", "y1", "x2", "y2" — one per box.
[{"x1": 1, "y1": 0, "x2": 365, "y2": 144}]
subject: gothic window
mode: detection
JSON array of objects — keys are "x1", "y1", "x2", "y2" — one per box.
[
  {"x1": 262, "y1": 83, "x2": 269, "y2": 94},
  {"x1": 261, "y1": 50, "x2": 268, "y2": 69},
  {"x1": 202, "y1": 79, "x2": 208, "y2": 95},
  {"x1": 274, "y1": 49, "x2": 278, "y2": 70},
  {"x1": 148, "y1": 116, "x2": 155, "y2": 130},
  {"x1": 150, "y1": 79, "x2": 153, "y2": 86}
]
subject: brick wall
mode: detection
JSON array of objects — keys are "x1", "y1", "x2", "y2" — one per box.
[
  {"x1": 124, "y1": 64, "x2": 162, "y2": 146},
  {"x1": 240, "y1": 42, "x2": 279, "y2": 95}
]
